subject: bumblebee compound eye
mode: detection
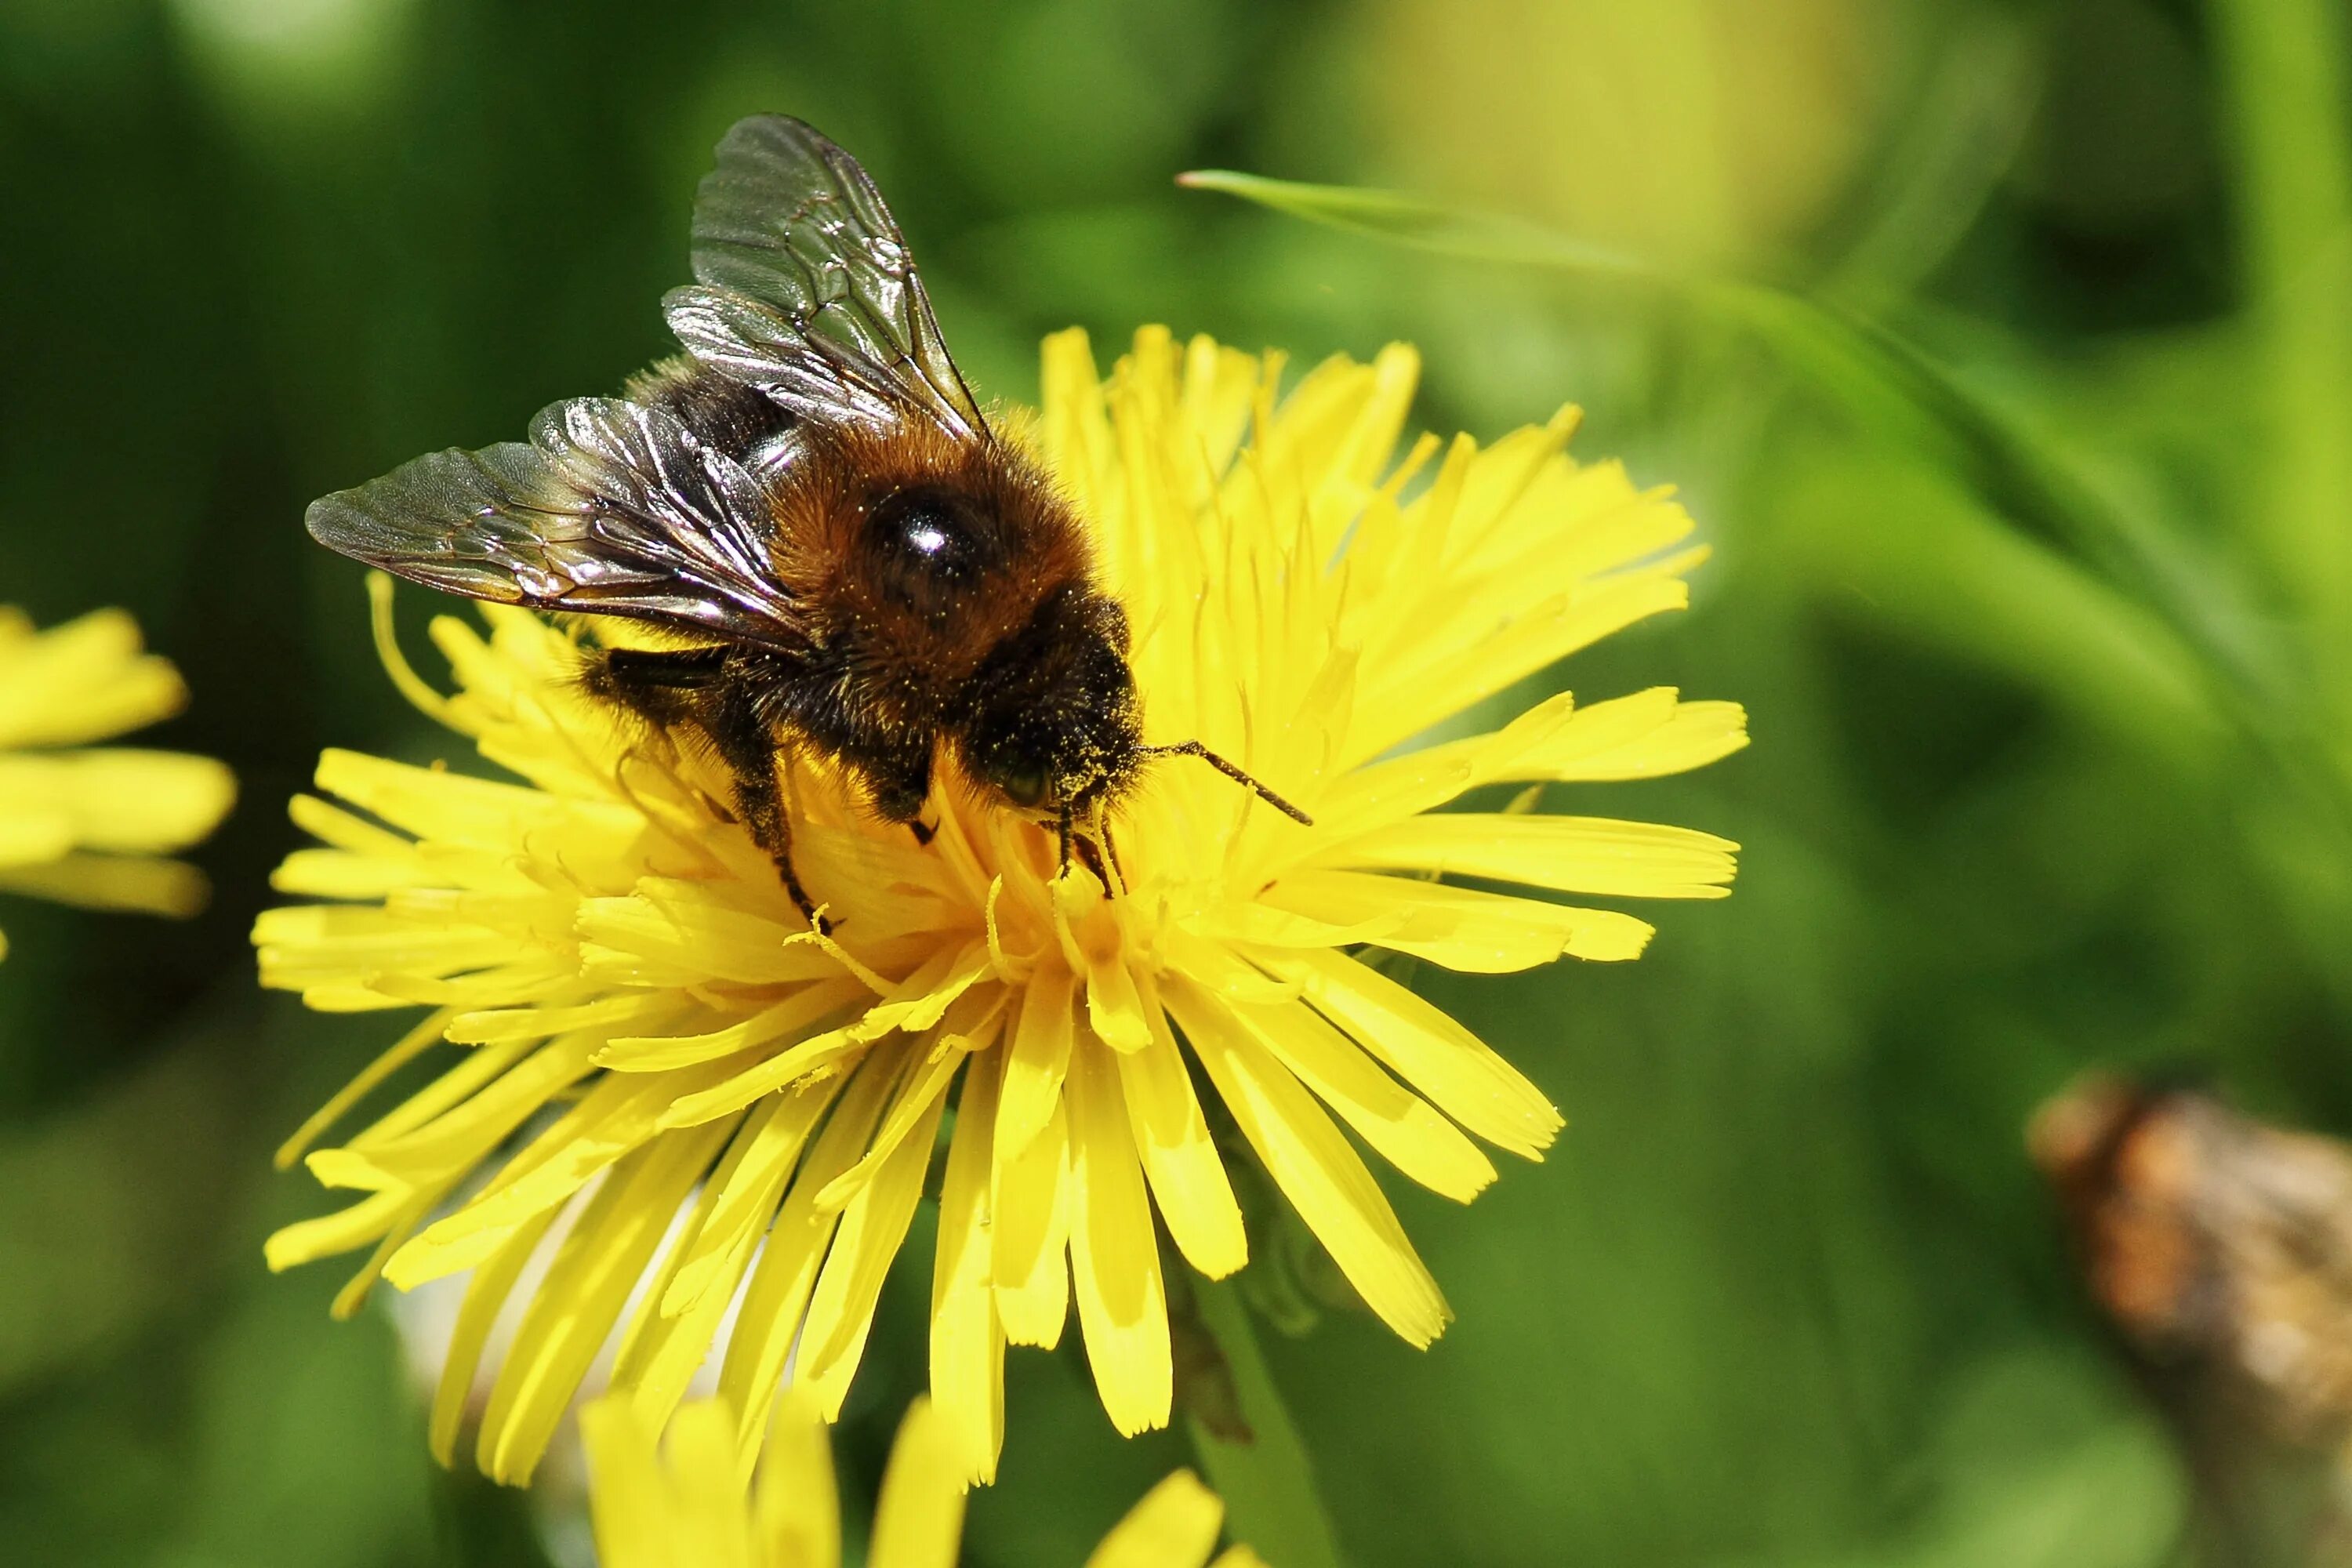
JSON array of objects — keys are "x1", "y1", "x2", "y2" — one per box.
[
  {"x1": 985, "y1": 753, "x2": 1050, "y2": 810},
  {"x1": 958, "y1": 582, "x2": 1143, "y2": 818}
]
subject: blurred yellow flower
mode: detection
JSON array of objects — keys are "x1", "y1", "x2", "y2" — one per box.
[
  {"x1": 0, "y1": 606, "x2": 235, "y2": 953},
  {"x1": 1369, "y1": 0, "x2": 1884, "y2": 268},
  {"x1": 259, "y1": 326, "x2": 1744, "y2": 1486},
  {"x1": 586, "y1": 1392, "x2": 1262, "y2": 1568}
]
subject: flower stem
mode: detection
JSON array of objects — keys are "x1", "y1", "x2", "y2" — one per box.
[{"x1": 1185, "y1": 1276, "x2": 1347, "y2": 1568}]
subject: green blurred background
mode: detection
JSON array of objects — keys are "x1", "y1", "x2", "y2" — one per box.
[{"x1": 5, "y1": 0, "x2": 2349, "y2": 1563}]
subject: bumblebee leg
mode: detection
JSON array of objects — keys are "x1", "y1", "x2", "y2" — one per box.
[
  {"x1": 579, "y1": 644, "x2": 728, "y2": 724},
  {"x1": 738, "y1": 751, "x2": 822, "y2": 927},
  {"x1": 584, "y1": 645, "x2": 828, "y2": 932},
  {"x1": 856, "y1": 742, "x2": 932, "y2": 825},
  {"x1": 1091, "y1": 797, "x2": 1127, "y2": 894},
  {"x1": 705, "y1": 692, "x2": 827, "y2": 935},
  {"x1": 845, "y1": 742, "x2": 936, "y2": 847}
]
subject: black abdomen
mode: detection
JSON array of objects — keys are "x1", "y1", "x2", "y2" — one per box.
[{"x1": 624, "y1": 355, "x2": 799, "y2": 475}]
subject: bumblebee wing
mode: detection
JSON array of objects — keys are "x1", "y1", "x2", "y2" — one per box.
[
  {"x1": 662, "y1": 284, "x2": 912, "y2": 436},
  {"x1": 670, "y1": 114, "x2": 985, "y2": 440},
  {"x1": 306, "y1": 397, "x2": 808, "y2": 651}
]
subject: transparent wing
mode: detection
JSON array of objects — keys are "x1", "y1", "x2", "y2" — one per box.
[
  {"x1": 673, "y1": 114, "x2": 985, "y2": 439},
  {"x1": 662, "y1": 283, "x2": 909, "y2": 434},
  {"x1": 305, "y1": 397, "x2": 808, "y2": 651}
]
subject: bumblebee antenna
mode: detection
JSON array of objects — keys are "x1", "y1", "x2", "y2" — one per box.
[{"x1": 1145, "y1": 740, "x2": 1314, "y2": 826}]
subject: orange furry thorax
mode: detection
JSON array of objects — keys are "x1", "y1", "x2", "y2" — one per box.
[{"x1": 764, "y1": 419, "x2": 1097, "y2": 695}]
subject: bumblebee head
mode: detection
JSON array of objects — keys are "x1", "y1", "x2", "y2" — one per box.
[
  {"x1": 957, "y1": 581, "x2": 1313, "y2": 843},
  {"x1": 959, "y1": 583, "x2": 1143, "y2": 818}
]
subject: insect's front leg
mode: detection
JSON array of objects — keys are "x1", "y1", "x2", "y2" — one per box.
[
  {"x1": 814, "y1": 715, "x2": 933, "y2": 845},
  {"x1": 704, "y1": 697, "x2": 826, "y2": 933},
  {"x1": 857, "y1": 742, "x2": 933, "y2": 837},
  {"x1": 590, "y1": 645, "x2": 827, "y2": 931}
]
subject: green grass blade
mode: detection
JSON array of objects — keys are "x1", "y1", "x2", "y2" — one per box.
[{"x1": 1176, "y1": 169, "x2": 1652, "y2": 279}]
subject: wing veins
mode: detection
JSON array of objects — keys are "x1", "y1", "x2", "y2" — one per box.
[
  {"x1": 677, "y1": 115, "x2": 985, "y2": 441},
  {"x1": 307, "y1": 399, "x2": 807, "y2": 652}
]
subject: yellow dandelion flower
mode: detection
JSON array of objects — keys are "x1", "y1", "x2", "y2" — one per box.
[
  {"x1": 0, "y1": 605, "x2": 235, "y2": 952},
  {"x1": 259, "y1": 326, "x2": 1745, "y2": 1486},
  {"x1": 586, "y1": 1392, "x2": 1262, "y2": 1568}
]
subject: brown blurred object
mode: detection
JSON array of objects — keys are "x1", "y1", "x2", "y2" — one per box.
[{"x1": 2031, "y1": 1073, "x2": 2352, "y2": 1565}]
